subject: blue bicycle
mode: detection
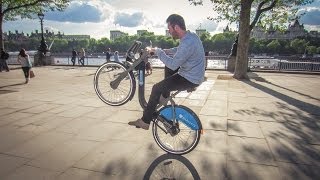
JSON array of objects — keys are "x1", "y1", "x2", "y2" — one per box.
[{"x1": 94, "y1": 41, "x2": 203, "y2": 155}]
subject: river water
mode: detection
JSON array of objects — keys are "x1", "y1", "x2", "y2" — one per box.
[{"x1": 7, "y1": 55, "x2": 227, "y2": 70}]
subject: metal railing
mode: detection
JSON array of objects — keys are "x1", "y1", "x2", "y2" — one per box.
[{"x1": 7, "y1": 54, "x2": 320, "y2": 72}]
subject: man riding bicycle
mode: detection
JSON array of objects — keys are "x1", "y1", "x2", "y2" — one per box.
[{"x1": 128, "y1": 14, "x2": 206, "y2": 130}]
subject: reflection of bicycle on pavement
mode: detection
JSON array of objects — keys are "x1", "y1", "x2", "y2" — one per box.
[
  {"x1": 94, "y1": 41, "x2": 203, "y2": 155},
  {"x1": 143, "y1": 153, "x2": 200, "y2": 180}
]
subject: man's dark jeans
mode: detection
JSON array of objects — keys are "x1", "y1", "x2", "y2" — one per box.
[{"x1": 142, "y1": 66, "x2": 197, "y2": 124}]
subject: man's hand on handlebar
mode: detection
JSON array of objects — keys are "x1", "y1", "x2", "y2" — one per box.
[{"x1": 146, "y1": 47, "x2": 158, "y2": 56}]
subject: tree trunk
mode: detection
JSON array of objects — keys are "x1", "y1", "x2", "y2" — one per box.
[
  {"x1": 233, "y1": 0, "x2": 253, "y2": 79},
  {"x1": 0, "y1": 12, "x2": 3, "y2": 49}
]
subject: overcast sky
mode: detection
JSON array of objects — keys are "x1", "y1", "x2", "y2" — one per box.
[{"x1": 4, "y1": 0, "x2": 320, "y2": 39}]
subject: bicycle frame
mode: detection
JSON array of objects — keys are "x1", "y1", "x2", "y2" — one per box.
[{"x1": 109, "y1": 41, "x2": 154, "y2": 108}]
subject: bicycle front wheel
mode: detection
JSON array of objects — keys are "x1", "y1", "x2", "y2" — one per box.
[
  {"x1": 94, "y1": 62, "x2": 136, "y2": 106},
  {"x1": 153, "y1": 105, "x2": 202, "y2": 155}
]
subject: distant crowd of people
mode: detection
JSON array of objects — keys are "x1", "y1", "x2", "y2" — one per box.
[
  {"x1": 70, "y1": 47, "x2": 121, "y2": 66},
  {"x1": 69, "y1": 48, "x2": 152, "y2": 74},
  {"x1": 71, "y1": 48, "x2": 86, "y2": 66}
]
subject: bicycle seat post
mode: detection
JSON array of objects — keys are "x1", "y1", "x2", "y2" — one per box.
[{"x1": 168, "y1": 90, "x2": 182, "y2": 124}]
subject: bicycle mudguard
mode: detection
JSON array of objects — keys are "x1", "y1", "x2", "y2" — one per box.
[{"x1": 159, "y1": 105, "x2": 201, "y2": 130}]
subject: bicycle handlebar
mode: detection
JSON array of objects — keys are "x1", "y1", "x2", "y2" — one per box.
[{"x1": 125, "y1": 41, "x2": 156, "y2": 63}]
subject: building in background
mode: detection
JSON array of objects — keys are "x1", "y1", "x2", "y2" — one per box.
[
  {"x1": 137, "y1": 30, "x2": 148, "y2": 36},
  {"x1": 4, "y1": 30, "x2": 90, "y2": 42},
  {"x1": 3, "y1": 19, "x2": 319, "y2": 45},
  {"x1": 196, "y1": 29, "x2": 207, "y2": 37},
  {"x1": 250, "y1": 19, "x2": 318, "y2": 40},
  {"x1": 110, "y1": 30, "x2": 126, "y2": 41}
]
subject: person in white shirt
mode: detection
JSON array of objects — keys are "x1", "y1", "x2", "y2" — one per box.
[{"x1": 17, "y1": 48, "x2": 32, "y2": 83}]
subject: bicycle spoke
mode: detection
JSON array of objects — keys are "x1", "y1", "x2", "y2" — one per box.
[
  {"x1": 153, "y1": 110, "x2": 200, "y2": 154},
  {"x1": 94, "y1": 62, "x2": 134, "y2": 106}
]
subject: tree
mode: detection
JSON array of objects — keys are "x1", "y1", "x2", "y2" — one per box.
[
  {"x1": 211, "y1": 34, "x2": 234, "y2": 54},
  {"x1": 51, "y1": 39, "x2": 68, "y2": 52},
  {"x1": 290, "y1": 38, "x2": 308, "y2": 54},
  {"x1": 306, "y1": 46, "x2": 317, "y2": 54},
  {"x1": 198, "y1": 32, "x2": 211, "y2": 52},
  {"x1": 189, "y1": 0, "x2": 315, "y2": 79},
  {"x1": 267, "y1": 39, "x2": 281, "y2": 54},
  {"x1": 0, "y1": 0, "x2": 70, "y2": 49}
]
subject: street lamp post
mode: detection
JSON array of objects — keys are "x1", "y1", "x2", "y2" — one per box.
[{"x1": 37, "y1": 11, "x2": 48, "y2": 65}]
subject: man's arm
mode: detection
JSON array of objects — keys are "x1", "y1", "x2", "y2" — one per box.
[
  {"x1": 163, "y1": 47, "x2": 178, "y2": 55},
  {"x1": 153, "y1": 41, "x2": 192, "y2": 71}
]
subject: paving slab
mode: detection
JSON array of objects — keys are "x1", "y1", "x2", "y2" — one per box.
[{"x1": 0, "y1": 66, "x2": 319, "y2": 179}]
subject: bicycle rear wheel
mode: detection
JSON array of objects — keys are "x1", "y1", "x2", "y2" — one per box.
[
  {"x1": 152, "y1": 105, "x2": 202, "y2": 155},
  {"x1": 94, "y1": 62, "x2": 136, "y2": 106}
]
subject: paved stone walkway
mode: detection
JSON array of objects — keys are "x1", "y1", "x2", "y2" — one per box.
[{"x1": 0, "y1": 66, "x2": 319, "y2": 180}]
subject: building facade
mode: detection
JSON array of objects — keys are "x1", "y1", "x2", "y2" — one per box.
[
  {"x1": 250, "y1": 20, "x2": 319, "y2": 40},
  {"x1": 110, "y1": 30, "x2": 126, "y2": 41},
  {"x1": 3, "y1": 30, "x2": 90, "y2": 42},
  {"x1": 196, "y1": 29, "x2": 207, "y2": 37}
]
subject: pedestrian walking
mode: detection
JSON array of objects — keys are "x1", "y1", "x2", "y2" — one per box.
[
  {"x1": 17, "y1": 48, "x2": 32, "y2": 84},
  {"x1": 114, "y1": 51, "x2": 119, "y2": 62},
  {"x1": 106, "y1": 48, "x2": 111, "y2": 62},
  {"x1": 71, "y1": 49, "x2": 77, "y2": 66},
  {"x1": 0, "y1": 48, "x2": 10, "y2": 72},
  {"x1": 78, "y1": 48, "x2": 85, "y2": 66}
]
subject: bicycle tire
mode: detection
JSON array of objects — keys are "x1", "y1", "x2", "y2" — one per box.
[
  {"x1": 152, "y1": 105, "x2": 202, "y2": 155},
  {"x1": 94, "y1": 62, "x2": 136, "y2": 106}
]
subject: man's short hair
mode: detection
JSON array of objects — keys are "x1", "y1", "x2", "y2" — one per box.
[{"x1": 166, "y1": 14, "x2": 186, "y2": 30}]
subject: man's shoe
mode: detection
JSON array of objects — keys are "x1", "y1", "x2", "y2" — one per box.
[{"x1": 128, "y1": 119, "x2": 149, "y2": 130}]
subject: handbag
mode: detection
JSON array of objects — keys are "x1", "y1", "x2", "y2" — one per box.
[{"x1": 30, "y1": 70, "x2": 35, "y2": 78}]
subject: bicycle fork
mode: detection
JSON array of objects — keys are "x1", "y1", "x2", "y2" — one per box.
[{"x1": 154, "y1": 102, "x2": 179, "y2": 136}]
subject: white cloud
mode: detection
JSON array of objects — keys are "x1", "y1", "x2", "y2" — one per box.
[{"x1": 3, "y1": 0, "x2": 319, "y2": 39}]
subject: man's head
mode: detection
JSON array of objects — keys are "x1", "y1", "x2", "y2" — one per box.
[{"x1": 166, "y1": 14, "x2": 186, "y2": 39}]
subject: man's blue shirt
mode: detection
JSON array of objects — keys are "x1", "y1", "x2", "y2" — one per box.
[{"x1": 155, "y1": 31, "x2": 205, "y2": 85}]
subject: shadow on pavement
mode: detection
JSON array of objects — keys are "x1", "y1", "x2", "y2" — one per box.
[
  {"x1": 0, "y1": 89, "x2": 18, "y2": 94},
  {"x1": 246, "y1": 74, "x2": 319, "y2": 116},
  {"x1": 235, "y1": 74, "x2": 320, "y2": 179},
  {"x1": 250, "y1": 74, "x2": 320, "y2": 101},
  {"x1": 0, "y1": 82, "x2": 25, "y2": 89},
  {"x1": 143, "y1": 153, "x2": 201, "y2": 180}
]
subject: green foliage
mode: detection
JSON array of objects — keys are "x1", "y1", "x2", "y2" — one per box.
[
  {"x1": 267, "y1": 39, "x2": 281, "y2": 53},
  {"x1": 0, "y1": 0, "x2": 70, "y2": 49},
  {"x1": 2, "y1": 0, "x2": 70, "y2": 21},
  {"x1": 306, "y1": 46, "x2": 317, "y2": 54},
  {"x1": 189, "y1": 0, "x2": 315, "y2": 30},
  {"x1": 5, "y1": 31, "x2": 320, "y2": 55},
  {"x1": 51, "y1": 39, "x2": 68, "y2": 52},
  {"x1": 290, "y1": 38, "x2": 308, "y2": 54}
]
